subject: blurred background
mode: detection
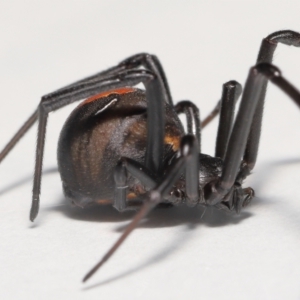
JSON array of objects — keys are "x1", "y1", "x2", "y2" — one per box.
[{"x1": 1, "y1": 1, "x2": 300, "y2": 299}]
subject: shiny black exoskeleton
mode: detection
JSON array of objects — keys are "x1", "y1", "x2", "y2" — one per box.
[{"x1": 1, "y1": 30, "x2": 300, "y2": 282}]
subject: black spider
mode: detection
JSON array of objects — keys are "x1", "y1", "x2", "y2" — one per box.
[{"x1": 1, "y1": 30, "x2": 300, "y2": 282}]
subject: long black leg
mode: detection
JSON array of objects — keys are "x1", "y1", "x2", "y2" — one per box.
[
  {"x1": 175, "y1": 104, "x2": 200, "y2": 206},
  {"x1": 206, "y1": 63, "x2": 300, "y2": 206},
  {"x1": 0, "y1": 65, "x2": 130, "y2": 163},
  {"x1": 183, "y1": 135, "x2": 200, "y2": 206},
  {"x1": 0, "y1": 53, "x2": 171, "y2": 168},
  {"x1": 31, "y1": 107, "x2": 48, "y2": 219},
  {"x1": 45, "y1": 55, "x2": 171, "y2": 172},
  {"x1": 46, "y1": 53, "x2": 172, "y2": 104},
  {"x1": 118, "y1": 54, "x2": 174, "y2": 172},
  {"x1": 175, "y1": 101, "x2": 201, "y2": 150},
  {"x1": 257, "y1": 30, "x2": 300, "y2": 63},
  {"x1": 215, "y1": 81, "x2": 242, "y2": 160},
  {"x1": 201, "y1": 30, "x2": 300, "y2": 131},
  {"x1": 144, "y1": 75, "x2": 165, "y2": 173},
  {"x1": 0, "y1": 62, "x2": 124, "y2": 161},
  {"x1": 0, "y1": 110, "x2": 38, "y2": 163},
  {"x1": 30, "y1": 69, "x2": 166, "y2": 221},
  {"x1": 244, "y1": 30, "x2": 300, "y2": 171},
  {"x1": 82, "y1": 135, "x2": 196, "y2": 283}
]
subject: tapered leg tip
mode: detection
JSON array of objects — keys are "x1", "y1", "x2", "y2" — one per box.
[
  {"x1": 82, "y1": 271, "x2": 93, "y2": 283},
  {"x1": 82, "y1": 277, "x2": 87, "y2": 283},
  {"x1": 30, "y1": 198, "x2": 39, "y2": 222}
]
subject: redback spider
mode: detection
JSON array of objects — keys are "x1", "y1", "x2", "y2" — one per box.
[{"x1": 1, "y1": 30, "x2": 300, "y2": 283}]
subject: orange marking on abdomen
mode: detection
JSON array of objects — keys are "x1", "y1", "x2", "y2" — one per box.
[
  {"x1": 164, "y1": 135, "x2": 181, "y2": 151},
  {"x1": 82, "y1": 87, "x2": 136, "y2": 106}
]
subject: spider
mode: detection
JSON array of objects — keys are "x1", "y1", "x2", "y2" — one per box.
[{"x1": 1, "y1": 30, "x2": 300, "y2": 283}]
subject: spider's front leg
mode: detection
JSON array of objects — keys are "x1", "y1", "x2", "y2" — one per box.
[
  {"x1": 205, "y1": 63, "x2": 300, "y2": 208},
  {"x1": 83, "y1": 134, "x2": 199, "y2": 282},
  {"x1": 203, "y1": 30, "x2": 300, "y2": 209},
  {"x1": 246, "y1": 30, "x2": 300, "y2": 171},
  {"x1": 201, "y1": 30, "x2": 300, "y2": 134}
]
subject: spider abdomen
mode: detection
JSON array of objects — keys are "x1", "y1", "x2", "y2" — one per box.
[{"x1": 57, "y1": 88, "x2": 184, "y2": 208}]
